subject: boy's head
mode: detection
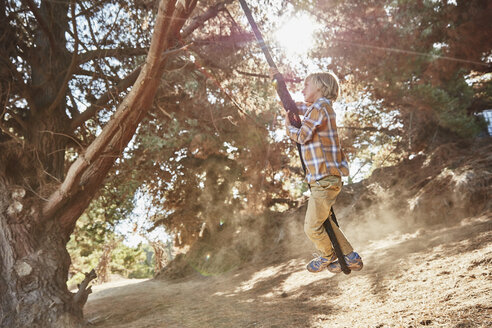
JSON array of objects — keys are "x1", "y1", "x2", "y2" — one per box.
[{"x1": 304, "y1": 72, "x2": 340, "y2": 102}]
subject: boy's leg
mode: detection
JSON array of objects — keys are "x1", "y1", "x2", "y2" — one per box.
[{"x1": 304, "y1": 175, "x2": 353, "y2": 258}]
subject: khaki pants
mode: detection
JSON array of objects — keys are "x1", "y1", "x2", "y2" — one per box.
[{"x1": 304, "y1": 175, "x2": 353, "y2": 258}]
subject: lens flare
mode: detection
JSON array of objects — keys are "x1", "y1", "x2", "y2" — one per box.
[{"x1": 274, "y1": 13, "x2": 321, "y2": 57}]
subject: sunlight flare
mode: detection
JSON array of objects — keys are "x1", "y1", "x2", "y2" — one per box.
[{"x1": 274, "y1": 13, "x2": 321, "y2": 57}]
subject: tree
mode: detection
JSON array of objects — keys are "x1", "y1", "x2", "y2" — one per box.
[
  {"x1": 67, "y1": 181, "x2": 136, "y2": 286},
  {"x1": 105, "y1": 2, "x2": 299, "y2": 248},
  {"x1": 304, "y1": 0, "x2": 491, "y2": 156},
  {"x1": 0, "y1": 0, "x2": 205, "y2": 326}
]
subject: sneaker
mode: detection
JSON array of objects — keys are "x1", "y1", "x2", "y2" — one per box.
[
  {"x1": 327, "y1": 252, "x2": 363, "y2": 273},
  {"x1": 307, "y1": 253, "x2": 337, "y2": 273}
]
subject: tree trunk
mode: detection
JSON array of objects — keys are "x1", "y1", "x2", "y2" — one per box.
[
  {"x1": 0, "y1": 182, "x2": 86, "y2": 327},
  {"x1": 96, "y1": 240, "x2": 116, "y2": 284}
]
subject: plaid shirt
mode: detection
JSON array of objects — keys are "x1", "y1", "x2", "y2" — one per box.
[{"x1": 286, "y1": 97, "x2": 349, "y2": 183}]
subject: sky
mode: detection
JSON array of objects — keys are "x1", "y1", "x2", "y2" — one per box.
[{"x1": 115, "y1": 191, "x2": 172, "y2": 248}]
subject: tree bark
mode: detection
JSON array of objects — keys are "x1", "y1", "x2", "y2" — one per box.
[
  {"x1": 0, "y1": 1, "x2": 198, "y2": 327},
  {"x1": 0, "y1": 182, "x2": 84, "y2": 328}
]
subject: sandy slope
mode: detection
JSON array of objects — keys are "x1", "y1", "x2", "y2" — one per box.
[{"x1": 84, "y1": 212, "x2": 491, "y2": 328}]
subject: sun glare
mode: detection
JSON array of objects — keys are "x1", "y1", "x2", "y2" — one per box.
[{"x1": 274, "y1": 13, "x2": 321, "y2": 57}]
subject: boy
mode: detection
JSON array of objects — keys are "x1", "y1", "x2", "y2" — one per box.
[{"x1": 272, "y1": 69, "x2": 363, "y2": 274}]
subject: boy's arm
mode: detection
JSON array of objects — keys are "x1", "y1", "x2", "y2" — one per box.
[{"x1": 286, "y1": 105, "x2": 325, "y2": 144}]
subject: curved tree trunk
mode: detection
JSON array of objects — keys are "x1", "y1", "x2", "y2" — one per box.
[{"x1": 0, "y1": 1, "x2": 198, "y2": 326}]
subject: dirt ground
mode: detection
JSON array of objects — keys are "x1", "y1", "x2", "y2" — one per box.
[{"x1": 84, "y1": 211, "x2": 491, "y2": 328}]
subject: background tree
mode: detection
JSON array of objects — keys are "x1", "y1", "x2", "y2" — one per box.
[
  {"x1": 110, "y1": 1, "x2": 301, "y2": 249},
  {"x1": 76, "y1": 0, "x2": 492, "y2": 273},
  {"x1": 135, "y1": 0, "x2": 492, "y2": 265},
  {"x1": 66, "y1": 176, "x2": 138, "y2": 286},
  {"x1": 63, "y1": 0, "x2": 300, "y2": 295},
  {"x1": 309, "y1": 0, "x2": 491, "y2": 154}
]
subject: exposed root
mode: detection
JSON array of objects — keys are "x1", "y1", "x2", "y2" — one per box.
[{"x1": 74, "y1": 269, "x2": 97, "y2": 308}]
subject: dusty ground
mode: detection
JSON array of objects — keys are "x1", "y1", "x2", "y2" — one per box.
[{"x1": 84, "y1": 212, "x2": 491, "y2": 328}]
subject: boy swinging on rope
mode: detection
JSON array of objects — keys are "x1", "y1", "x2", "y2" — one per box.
[{"x1": 270, "y1": 68, "x2": 363, "y2": 274}]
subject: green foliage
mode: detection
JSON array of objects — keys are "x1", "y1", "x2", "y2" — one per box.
[
  {"x1": 68, "y1": 170, "x2": 152, "y2": 286},
  {"x1": 110, "y1": 244, "x2": 154, "y2": 279},
  {"x1": 115, "y1": 0, "x2": 488, "y2": 251},
  {"x1": 412, "y1": 74, "x2": 483, "y2": 138},
  {"x1": 312, "y1": 0, "x2": 491, "y2": 149},
  {"x1": 68, "y1": 231, "x2": 155, "y2": 287},
  {"x1": 64, "y1": 1, "x2": 491, "y2": 274}
]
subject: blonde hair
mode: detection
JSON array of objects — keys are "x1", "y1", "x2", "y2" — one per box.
[{"x1": 306, "y1": 72, "x2": 340, "y2": 101}]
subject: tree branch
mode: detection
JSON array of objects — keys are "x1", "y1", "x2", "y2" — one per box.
[
  {"x1": 338, "y1": 125, "x2": 400, "y2": 136},
  {"x1": 6, "y1": 110, "x2": 28, "y2": 132},
  {"x1": 67, "y1": 88, "x2": 81, "y2": 119},
  {"x1": 73, "y1": 68, "x2": 120, "y2": 83},
  {"x1": 77, "y1": 47, "x2": 149, "y2": 65},
  {"x1": 70, "y1": 66, "x2": 141, "y2": 130},
  {"x1": 0, "y1": 122, "x2": 24, "y2": 146},
  {"x1": 43, "y1": 0, "x2": 199, "y2": 233},
  {"x1": 235, "y1": 69, "x2": 302, "y2": 83},
  {"x1": 74, "y1": 0, "x2": 232, "y2": 64},
  {"x1": 191, "y1": 32, "x2": 254, "y2": 46},
  {"x1": 67, "y1": 1, "x2": 244, "y2": 128},
  {"x1": 70, "y1": 45, "x2": 190, "y2": 129},
  {"x1": 75, "y1": 0, "x2": 106, "y2": 18},
  {"x1": 181, "y1": 0, "x2": 233, "y2": 39},
  {"x1": 1, "y1": 98, "x2": 24, "y2": 145},
  {"x1": 5, "y1": 56, "x2": 37, "y2": 112}
]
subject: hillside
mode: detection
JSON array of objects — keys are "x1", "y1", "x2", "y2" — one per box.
[{"x1": 84, "y1": 140, "x2": 492, "y2": 327}]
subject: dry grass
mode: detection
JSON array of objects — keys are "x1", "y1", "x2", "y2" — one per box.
[{"x1": 84, "y1": 213, "x2": 491, "y2": 328}]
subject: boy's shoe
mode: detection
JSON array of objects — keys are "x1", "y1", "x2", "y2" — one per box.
[
  {"x1": 327, "y1": 252, "x2": 363, "y2": 274},
  {"x1": 307, "y1": 253, "x2": 337, "y2": 273}
]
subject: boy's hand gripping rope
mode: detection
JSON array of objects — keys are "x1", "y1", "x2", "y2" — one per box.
[{"x1": 238, "y1": 0, "x2": 350, "y2": 274}]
